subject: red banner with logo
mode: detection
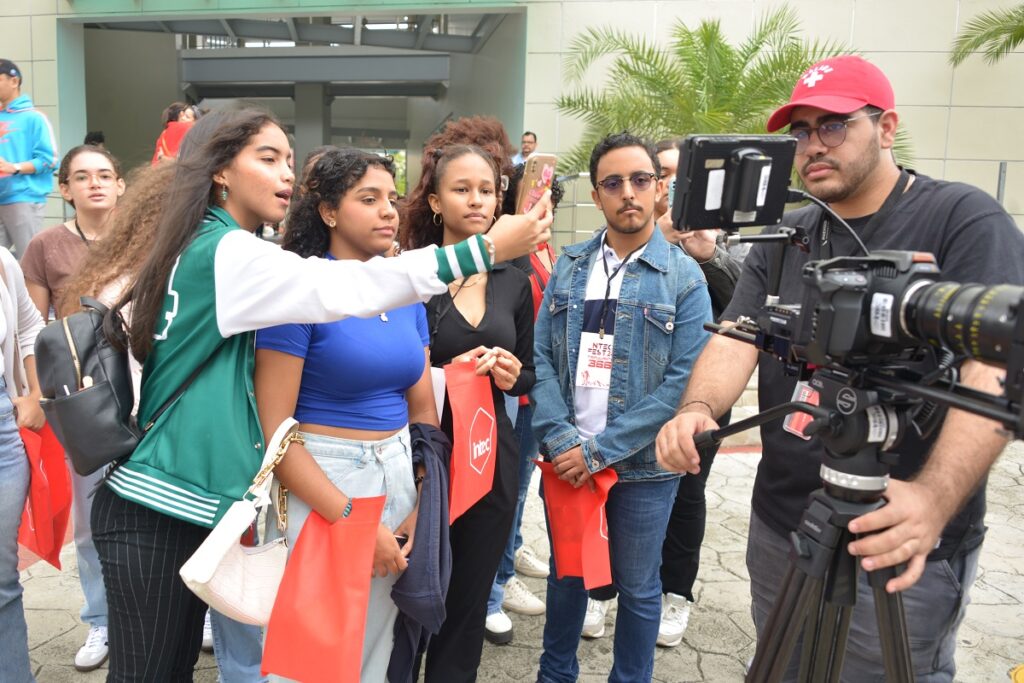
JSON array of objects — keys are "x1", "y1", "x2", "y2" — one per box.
[
  {"x1": 536, "y1": 461, "x2": 617, "y2": 588},
  {"x1": 18, "y1": 424, "x2": 72, "y2": 570},
  {"x1": 261, "y1": 496, "x2": 385, "y2": 683},
  {"x1": 445, "y1": 361, "x2": 498, "y2": 523}
]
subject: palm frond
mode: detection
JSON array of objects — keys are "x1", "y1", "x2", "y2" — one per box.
[{"x1": 950, "y1": 4, "x2": 1024, "y2": 66}]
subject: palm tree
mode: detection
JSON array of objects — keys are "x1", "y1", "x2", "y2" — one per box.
[
  {"x1": 950, "y1": 3, "x2": 1024, "y2": 66},
  {"x1": 556, "y1": 7, "x2": 850, "y2": 174}
]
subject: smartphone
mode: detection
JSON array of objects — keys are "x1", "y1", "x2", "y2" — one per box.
[{"x1": 515, "y1": 153, "x2": 558, "y2": 214}]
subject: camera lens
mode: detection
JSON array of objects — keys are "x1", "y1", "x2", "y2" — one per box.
[{"x1": 902, "y1": 281, "x2": 1023, "y2": 365}]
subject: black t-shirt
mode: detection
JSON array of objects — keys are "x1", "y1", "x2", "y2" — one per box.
[
  {"x1": 722, "y1": 173, "x2": 1024, "y2": 559},
  {"x1": 426, "y1": 263, "x2": 536, "y2": 399}
]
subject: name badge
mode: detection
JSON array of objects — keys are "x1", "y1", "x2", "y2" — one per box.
[{"x1": 575, "y1": 331, "x2": 613, "y2": 389}]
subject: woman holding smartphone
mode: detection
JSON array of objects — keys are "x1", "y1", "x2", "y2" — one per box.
[
  {"x1": 89, "y1": 109, "x2": 552, "y2": 680},
  {"x1": 254, "y1": 148, "x2": 438, "y2": 680},
  {"x1": 402, "y1": 142, "x2": 536, "y2": 682}
]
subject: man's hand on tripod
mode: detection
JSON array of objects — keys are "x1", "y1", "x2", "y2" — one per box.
[
  {"x1": 655, "y1": 410, "x2": 719, "y2": 475},
  {"x1": 846, "y1": 479, "x2": 947, "y2": 593}
]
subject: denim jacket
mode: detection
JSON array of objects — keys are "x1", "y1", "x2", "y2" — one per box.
[{"x1": 531, "y1": 228, "x2": 712, "y2": 481}]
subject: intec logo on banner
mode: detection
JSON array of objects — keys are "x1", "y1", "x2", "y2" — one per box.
[{"x1": 469, "y1": 407, "x2": 495, "y2": 475}]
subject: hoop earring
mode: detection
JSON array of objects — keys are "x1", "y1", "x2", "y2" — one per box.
[
  {"x1": 432, "y1": 212, "x2": 443, "y2": 226},
  {"x1": 220, "y1": 186, "x2": 228, "y2": 202},
  {"x1": 327, "y1": 219, "x2": 336, "y2": 228},
  {"x1": 491, "y1": 215, "x2": 497, "y2": 225}
]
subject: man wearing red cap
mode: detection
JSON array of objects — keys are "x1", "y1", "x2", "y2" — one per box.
[{"x1": 655, "y1": 55, "x2": 1024, "y2": 680}]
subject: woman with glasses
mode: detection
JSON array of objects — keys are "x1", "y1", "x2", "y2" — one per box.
[
  {"x1": 401, "y1": 129, "x2": 537, "y2": 682},
  {"x1": 20, "y1": 145, "x2": 126, "y2": 672}
]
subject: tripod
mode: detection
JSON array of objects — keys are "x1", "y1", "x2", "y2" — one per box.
[{"x1": 695, "y1": 369, "x2": 916, "y2": 683}]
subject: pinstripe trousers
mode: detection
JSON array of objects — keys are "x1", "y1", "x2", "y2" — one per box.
[{"x1": 92, "y1": 483, "x2": 210, "y2": 682}]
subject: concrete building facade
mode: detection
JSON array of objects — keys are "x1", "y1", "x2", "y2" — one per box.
[{"x1": 3, "y1": 0, "x2": 1022, "y2": 237}]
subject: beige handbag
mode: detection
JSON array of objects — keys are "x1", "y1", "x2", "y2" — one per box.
[{"x1": 179, "y1": 418, "x2": 303, "y2": 626}]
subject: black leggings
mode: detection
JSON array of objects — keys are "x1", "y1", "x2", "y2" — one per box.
[{"x1": 91, "y1": 484, "x2": 210, "y2": 682}]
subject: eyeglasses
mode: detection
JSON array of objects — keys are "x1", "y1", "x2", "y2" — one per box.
[
  {"x1": 789, "y1": 112, "x2": 881, "y2": 154},
  {"x1": 68, "y1": 171, "x2": 118, "y2": 186},
  {"x1": 595, "y1": 172, "x2": 657, "y2": 195}
]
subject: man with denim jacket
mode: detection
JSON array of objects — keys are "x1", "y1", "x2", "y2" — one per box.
[{"x1": 531, "y1": 132, "x2": 711, "y2": 683}]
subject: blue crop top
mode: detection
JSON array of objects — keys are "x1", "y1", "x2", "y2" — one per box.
[{"x1": 256, "y1": 302, "x2": 430, "y2": 430}]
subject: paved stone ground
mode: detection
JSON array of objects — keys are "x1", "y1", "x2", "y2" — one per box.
[{"x1": 22, "y1": 442, "x2": 1024, "y2": 682}]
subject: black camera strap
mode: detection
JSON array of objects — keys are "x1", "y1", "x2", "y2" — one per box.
[{"x1": 818, "y1": 169, "x2": 911, "y2": 259}]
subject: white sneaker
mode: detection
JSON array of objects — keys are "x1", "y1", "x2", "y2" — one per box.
[
  {"x1": 202, "y1": 611, "x2": 214, "y2": 653},
  {"x1": 581, "y1": 598, "x2": 610, "y2": 639},
  {"x1": 502, "y1": 576, "x2": 546, "y2": 616},
  {"x1": 656, "y1": 593, "x2": 692, "y2": 648},
  {"x1": 514, "y1": 545, "x2": 550, "y2": 578},
  {"x1": 484, "y1": 610, "x2": 514, "y2": 645},
  {"x1": 74, "y1": 625, "x2": 109, "y2": 672}
]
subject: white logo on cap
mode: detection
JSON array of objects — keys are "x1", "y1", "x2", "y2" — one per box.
[{"x1": 802, "y1": 64, "x2": 834, "y2": 88}]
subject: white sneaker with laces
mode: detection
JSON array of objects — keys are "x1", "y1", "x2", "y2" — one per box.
[
  {"x1": 502, "y1": 576, "x2": 546, "y2": 616},
  {"x1": 202, "y1": 610, "x2": 214, "y2": 652},
  {"x1": 581, "y1": 598, "x2": 610, "y2": 639},
  {"x1": 656, "y1": 593, "x2": 692, "y2": 647},
  {"x1": 514, "y1": 545, "x2": 550, "y2": 578},
  {"x1": 75, "y1": 625, "x2": 109, "y2": 672},
  {"x1": 484, "y1": 610, "x2": 514, "y2": 645}
]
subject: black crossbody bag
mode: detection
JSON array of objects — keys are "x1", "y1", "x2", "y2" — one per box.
[{"x1": 35, "y1": 297, "x2": 213, "y2": 475}]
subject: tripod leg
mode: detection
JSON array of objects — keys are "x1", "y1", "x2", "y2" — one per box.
[
  {"x1": 800, "y1": 600, "x2": 851, "y2": 683},
  {"x1": 868, "y1": 568, "x2": 914, "y2": 683},
  {"x1": 747, "y1": 564, "x2": 818, "y2": 683}
]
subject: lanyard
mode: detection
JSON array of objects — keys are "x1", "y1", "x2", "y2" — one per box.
[
  {"x1": 73, "y1": 220, "x2": 91, "y2": 248},
  {"x1": 598, "y1": 242, "x2": 644, "y2": 338},
  {"x1": 817, "y1": 169, "x2": 911, "y2": 259}
]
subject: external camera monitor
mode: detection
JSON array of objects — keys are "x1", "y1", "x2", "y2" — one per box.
[{"x1": 671, "y1": 134, "x2": 797, "y2": 232}]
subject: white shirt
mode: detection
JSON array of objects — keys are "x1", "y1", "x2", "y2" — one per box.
[{"x1": 573, "y1": 232, "x2": 646, "y2": 439}]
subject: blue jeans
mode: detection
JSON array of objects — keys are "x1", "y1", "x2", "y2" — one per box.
[
  {"x1": 487, "y1": 402, "x2": 539, "y2": 615},
  {"x1": 747, "y1": 510, "x2": 981, "y2": 682},
  {"x1": 69, "y1": 463, "x2": 107, "y2": 628},
  {"x1": 0, "y1": 385, "x2": 34, "y2": 682},
  {"x1": 211, "y1": 607, "x2": 267, "y2": 682},
  {"x1": 274, "y1": 428, "x2": 417, "y2": 682},
  {"x1": 537, "y1": 476, "x2": 679, "y2": 683}
]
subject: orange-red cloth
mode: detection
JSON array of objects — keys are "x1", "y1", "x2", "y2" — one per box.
[
  {"x1": 151, "y1": 120, "x2": 193, "y2": 165},
  {"x1": 18, "y1": 424, "x2": 72, "y2": 570},
  {"x1": 444, "y1": 361, "x2": 498, "y2": 523},
  {"x1": 261, "y1": 496, "x2": 386, "y2": 683},
  {"x1": 537, "y1": 461, "x2": 617, "y2": 588}
]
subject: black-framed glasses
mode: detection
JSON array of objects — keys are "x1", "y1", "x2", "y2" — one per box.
[
  {"x1": 595, "y1": 171, "x2": 657, "y2": 195},
  {"x1": 789, "y1": 111, "x2": 881, "y2": 154}
]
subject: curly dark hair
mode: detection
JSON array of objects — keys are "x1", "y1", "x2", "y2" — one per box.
[
  {"x1": 400, "y1": 116, "x2": 515, "y2": 251},
  {"x1": 588, "y1": 131, "x2": 660, "y2": 188},
  {"x1": 501, "y1": 162, "x2": 565, "y2": 216},
  {"x1": 400, "y1": 144, "x2": 501, "y2": 251},
  {"x1": 283, "y1": 147, "x2": 396, "y2": 258}
]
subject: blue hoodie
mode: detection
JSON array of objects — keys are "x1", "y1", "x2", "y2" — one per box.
[{"x1": 0, "y1": 94, "x2": 56, "y2": 205}]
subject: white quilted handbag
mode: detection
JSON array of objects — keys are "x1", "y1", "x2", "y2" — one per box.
[{"x1": 179, "y1": 418, "x2": 301, "y2": 626}]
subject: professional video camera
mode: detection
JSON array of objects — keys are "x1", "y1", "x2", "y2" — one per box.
[{"x1": 669, "y1": 134, "x2": 1024, "y2": 683}]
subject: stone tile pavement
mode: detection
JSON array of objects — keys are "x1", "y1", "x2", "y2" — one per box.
[{"x1": 21, "y1": 442, "x2": 1024, "y2": 681}]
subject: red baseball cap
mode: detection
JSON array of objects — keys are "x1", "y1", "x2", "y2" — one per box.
[{"x1": 766, "y1": 55, "x2": 895, "y2": 132}]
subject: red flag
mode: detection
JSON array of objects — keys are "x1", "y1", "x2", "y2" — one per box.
[
  {"x1": 261, "y1": 496, "x2": 385, "y2": 683},
  {"x1": 537, "y1": 461, "x2": 617, "y2": 588},
  {"x1": 444, "y1": 361, "x2": 497, "y2": 523},
  {"x1": 18, "y1": 424, "x2": 72, "y2": 570}
]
